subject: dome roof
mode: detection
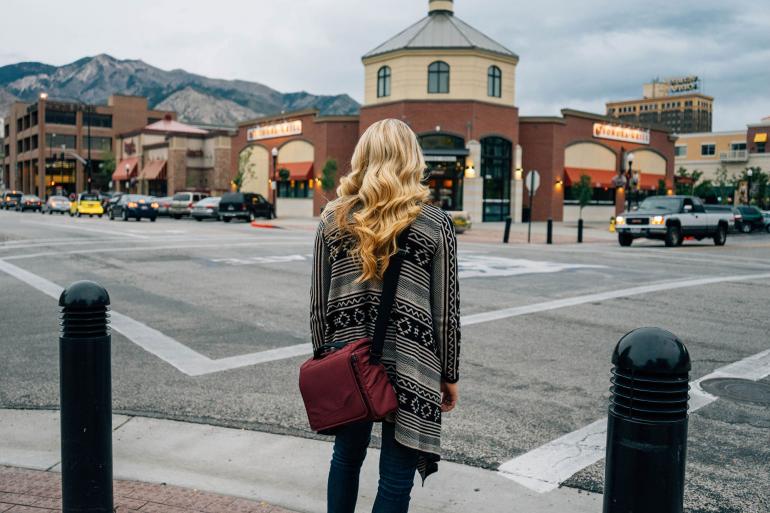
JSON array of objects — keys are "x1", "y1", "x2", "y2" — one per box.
[{"x1": 362, "y1": 7, "x2": 518, "y2": 61}]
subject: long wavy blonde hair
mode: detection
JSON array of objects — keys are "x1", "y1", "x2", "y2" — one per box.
[{"x1": 335, "y1": 119, "x2": 430, "y2": 283}]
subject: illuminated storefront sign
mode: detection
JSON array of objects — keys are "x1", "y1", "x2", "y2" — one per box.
[
  {"x1": 593, "y1": 123, "x2": 650, "y2": 145},
  {"x1": 247, "y1": 120, "x2": 302, "y2": 141}
]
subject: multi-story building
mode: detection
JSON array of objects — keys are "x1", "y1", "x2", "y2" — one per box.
[
  {"x1": 2, "y1": 95, "x2": 172, "y2": 198},
  {"x1": 606, "y1": 77, "x2": 713, "y2": 134},
  {"x1": 674, "y1": 116, "x2": 770, "y2": 185},
  {"x1": 115, "y1": 115, "x2": 233, "y2": 197}
]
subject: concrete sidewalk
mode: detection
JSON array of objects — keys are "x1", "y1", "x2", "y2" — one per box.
[{"x1": 0, "y1": 409, "x2": 601, "y2": 513}]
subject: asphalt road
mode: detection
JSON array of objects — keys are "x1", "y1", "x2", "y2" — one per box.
[{"x1": 1, "y1": 209, "x2": 768, "y2": 513}]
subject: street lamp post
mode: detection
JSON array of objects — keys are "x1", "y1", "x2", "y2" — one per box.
[
  {"x1": 271, "y1": 146, "x2": 279, "y2": 218},
  {"x1": 125, "y1": 164, "x2": 130, "y2": 193},
  {"x1": 625, "y1": 152, "x2": 635, "y2": 212},
  {"x1": 746, "y1": 168, "x2": 753, "y2": 205}
]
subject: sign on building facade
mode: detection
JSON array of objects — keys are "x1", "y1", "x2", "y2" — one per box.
[
  {"x1": 593, "y1": 123, "x2": 650, "y2": 145},
  {"x1": 247, "y1": 120, "x2": 303, "y2": 141}
]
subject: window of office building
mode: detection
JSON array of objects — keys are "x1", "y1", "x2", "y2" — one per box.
[
  {"x1": 675, "y1": 146, "x2": 687, "y2": 157},
  {"x1": 45, "y1": 110, "x2": 76, "y2": 125},
  {"x1": 83, "y1": 136, "x2": 112, "y2": 152},
  {"x1": 701, "y1": 143, "x2": 716, "y2": 156},
  {"x1": 46, "y1": 133, "x2": 77, "y2": 149},
  {"x1": 84, "y1": 113, "x2": 112, "y2": 128},
  {"x1": 428, "y1": 61, "x2": 450, "y2": 94}
]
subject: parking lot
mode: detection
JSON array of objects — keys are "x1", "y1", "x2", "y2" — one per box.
[{"x1": 1, "y1": 209, "x2": 769, "y2": 513}]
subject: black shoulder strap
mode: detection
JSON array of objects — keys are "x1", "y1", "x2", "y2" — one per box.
[{"x1": 370, "y1": 226, "x2": 411, "y2": 363}]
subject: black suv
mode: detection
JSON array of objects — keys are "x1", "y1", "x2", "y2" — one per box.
[{"x1": 218, "y1": 192, "x2": 274, "y2": 222}]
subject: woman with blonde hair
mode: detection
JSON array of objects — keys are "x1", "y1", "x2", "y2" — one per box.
[{"x1": 310, "y1": 118, "x2": 461, "y2": 513}]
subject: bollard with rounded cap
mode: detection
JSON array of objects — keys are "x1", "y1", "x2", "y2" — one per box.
[
  {"x1": 603, "y1": 327, "x2": 691, "y2": 513},
  {"x1": 59, "y1": 280, "x2": 113, "y2": 512}
]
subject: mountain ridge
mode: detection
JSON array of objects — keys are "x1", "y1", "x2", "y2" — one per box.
[{"x1": 0, "y1": 54, "x2": 360, "y2": 126}]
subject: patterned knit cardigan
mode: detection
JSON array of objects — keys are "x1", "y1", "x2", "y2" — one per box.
[{"x1": 310, "y1": 202, "x2": 461, "y2": 480}]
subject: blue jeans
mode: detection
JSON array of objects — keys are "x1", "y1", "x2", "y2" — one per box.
[{"x1": 327, "y1": 421, "x2": 419, "y2": 513}]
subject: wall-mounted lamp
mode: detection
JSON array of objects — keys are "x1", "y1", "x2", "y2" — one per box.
[
  {"x1": 554, "y1": 178, "x2": 564, "y2": 187},
  {"x1": 464, "y1": 163, "x2": 476, "y2": 179},
  {"x1": 514, "y1": 168, "x2": 523, "y2": 180}
]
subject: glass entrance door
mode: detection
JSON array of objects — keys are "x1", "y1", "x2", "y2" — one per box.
[
  {"x1": 425, "y1": 157, "x2": 464, "y2": 210},
  {"x1": 481, "y1": 137, "x2": 512, "y2": 221}
]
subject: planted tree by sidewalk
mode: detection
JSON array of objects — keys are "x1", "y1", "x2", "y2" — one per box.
[
  {"x1": 714, "y1": 166, "x2": 730, "y2": 204},
  {"x1": 318, "y1": 159, "x2": 338, "y2": 212},
  {"x1": 572, "y1": 174, "x2": 593, "y2": 219}
]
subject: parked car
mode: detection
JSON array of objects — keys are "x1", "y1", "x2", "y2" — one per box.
[
  {"x1": 218, "y1": 192, "x2": 274, "y2": 222},
  {"x1": 704, "y1": 204, "x2": 741, "y2": 233},
  {"x1": 615, "y1": 195, "x2": 730, "y2": 247},
  {"x1": 169, "y1": 191, "x2": 208, "y2": 219},
  {"x1": 42, "y1": 195, "x2": 71, "y2": 215},
  {"x1": 2, "y1": 190, "x2": 23, "y2": 210},
  {"x1": 109, "y1": 194, "x2": 158, "y2": 222},
  {"x1": 191, "y1": 197, "x2": 221, "y2": 221},
  {"x1": 154, "y1": 196, "x2": 173, "y2": 216},
  {"x1": 16, "y1": 194, "x2": 42, "y2": 212},
  {"x1": 735, "y1": 206, "x2": 764, "y2": 233},
  {"x1": 69, "y1": 192, "x2": 104, "y2": 217},
  {"x1": 105, "y1": 193, "x2": 125, "y2": 218}
]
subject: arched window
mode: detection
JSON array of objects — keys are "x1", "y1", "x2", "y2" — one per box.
[
  {"x1": 487, "y1": 65, "x2": 502, "y2": 98},
  {"x1": 377, "y1": 66, "x2": 391, "y2": 98},
  {"x1": 428, "y1": 61, "x2": 450, "y2": 94}
]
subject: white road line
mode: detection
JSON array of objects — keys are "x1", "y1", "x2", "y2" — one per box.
[
  {"x1": 20, "y1": 220, "x2": 150, "y2": 239},
  {"x1": 497, "y1": 347, "x2": 770, "y2": 493},
  {"x1": 462, "y1": 272, "x2": 770, "y2": 326},
  {"x1": 1, "y1": 240, "x2": 313, "y2": 261}
]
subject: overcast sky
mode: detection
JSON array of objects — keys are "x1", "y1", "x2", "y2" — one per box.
[{"x1": 2, "y1": 0, "x2": 768, "y2": 131}]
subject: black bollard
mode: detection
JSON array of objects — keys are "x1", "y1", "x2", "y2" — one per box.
[
  {"x1": 546, "y1": 218, "x2": 553, "y2": 244},
  {"x1": 603, "y1": 327, "x2": 690, "y2": 513},
  {"x1": 503, "y1": 216, "x2": 512, "y2": 244},
  {"x1": 578, "y1": 218, "x2": 584, "y2": 243},
  {"x1": 59, "y1": 281, "x2": 113, "y2": 513}
]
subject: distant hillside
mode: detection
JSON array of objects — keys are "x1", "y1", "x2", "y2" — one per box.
[{"x1": 0, "y1": 54, "x2": 360, "y2": 126}]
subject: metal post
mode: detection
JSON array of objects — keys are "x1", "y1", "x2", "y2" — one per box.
[
  {"x1": 546, "y1": 218, "x2": 553, "y2": 245},
  {"x1": 578, "y1": 218, "x2": 584, "y2": 243},
  {"x1": 59, "y1": 281, "x2": 113, "y2": 513},
  {"x1": 604, "y1": 327, "x2": 690, "y2": 513},
  {"x1": 86, "y1": 104, "x2": 92, "y2": 193},
  {"x1": 527, "y1": 174, "x2": 534, "y2": 243},
  {"x1": 503, "y1": 216, "x2": 512, "y2": 244}
]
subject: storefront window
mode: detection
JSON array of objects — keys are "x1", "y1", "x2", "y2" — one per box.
[
  {"x1": 481, "y1": 136, "x2": 512, "y2": 221},
  {"x1": 428, "y1": 61, "x2": 450, "y2": 94},
  {"x1": 277, "y1": 180, "x2": 314, "y2": 198},
  {"x1": 419, "y1": 133, "x2": 465, "y2": 211},
  {"x1": 487, "y1": 66, "x2": 502, "y2": 98},
  {"x1": 377, "y1": 66, "x2": 391, "y2": 98}
]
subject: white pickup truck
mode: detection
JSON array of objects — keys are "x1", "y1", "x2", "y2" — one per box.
[{"x1": 616, "y1": 195, "x2": 730, "y2": 247}]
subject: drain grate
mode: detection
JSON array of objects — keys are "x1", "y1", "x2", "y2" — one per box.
[{"x1": 700, "y1": 378, "x2": 770, "y2": 406}]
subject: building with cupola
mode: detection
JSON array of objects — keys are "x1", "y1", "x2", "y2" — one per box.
[{"x1": 231, "y1": 0, "x2": 676, "y2": 222}]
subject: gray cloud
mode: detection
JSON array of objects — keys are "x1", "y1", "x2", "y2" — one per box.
[{"x1": 2, "y1": 0, "x2": 767, "y2": 130}]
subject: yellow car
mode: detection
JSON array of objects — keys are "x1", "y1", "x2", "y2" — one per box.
[{"x1": 69, "y1": 192, "x2": 104, "y2": 218}]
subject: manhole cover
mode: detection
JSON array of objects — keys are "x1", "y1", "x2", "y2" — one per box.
[{"x1": 700, "y1": 378, "x2": 770, "y2": 406}]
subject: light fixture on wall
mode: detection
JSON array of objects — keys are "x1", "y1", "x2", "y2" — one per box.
[
  {"x1": 464, "y1": 163, "x2": 476, "y2": 179},
  {"x1": 554, "y1": 178, "x2": 564, "y2": 187},
  {"x1": 514, "y1": 167, "x2": 523, "y2": 180}
]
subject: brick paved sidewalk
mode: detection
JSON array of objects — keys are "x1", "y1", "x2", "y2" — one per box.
[{"x1": 0, "y1": 466, "x2": 297, "y2": 513}]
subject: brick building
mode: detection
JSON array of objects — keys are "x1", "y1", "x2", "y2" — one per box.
[
  {"x1": 2, "y1": 94, "x2": 171, "y2": 197},
  {"x1": 115, "y1": 115, "x2": 233, "y2": 197}
]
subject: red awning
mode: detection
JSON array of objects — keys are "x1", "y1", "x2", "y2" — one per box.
[
  {"x1": 277, "y1": 161, "x2": 313, "y2": 181},
  {"x1": 140, "y1": 160, "x2": 167, "y2": 181},
  {"x1": 640, "y1": 174, "x2": 666, "y2": 189},
  {"x1": 113, "y1": 157, "x2": 139, "y2": 181},
  {"x1": 564, "y1": 167, "x2": 618, "y2": 188}
]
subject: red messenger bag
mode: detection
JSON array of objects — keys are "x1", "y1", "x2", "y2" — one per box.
[{"x1": 298, "y1": 228, "x2": 410, "y2": 433}]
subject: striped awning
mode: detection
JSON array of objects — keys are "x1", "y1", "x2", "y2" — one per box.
[
  {"x1": 112, "y1": 157, "x2": 139, "y2": 181},
  {"x1": 140, "y1": 160, "x2": 167, "y2": 181}
]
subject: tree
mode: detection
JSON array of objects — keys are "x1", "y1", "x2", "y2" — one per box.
[
  {"x1": 714, "y1": 166, "x2": 730, "y2": 204},
  {"x1": 675, "y1": 167, "x2": 703, "y2": 196},
  {"x1": 100, "y1": 150, "x2": 116, "y2": 179},
  {"x1": 234, "y1": 148, "x2": 256, "y2": 191},
  {"x1": 278, "y1": 168, "x2": 291, "y2": 181},
  {"x1": 320, "y1": 158, "x2": 337, "y2": 193},
  {"x1": 657, "y1": 179, "x2": 667, "y2": 195},
  {"x1": 571, "y1": 174, "x2": 593, "y2": 218}
]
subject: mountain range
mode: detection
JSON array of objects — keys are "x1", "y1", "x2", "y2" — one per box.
[{"x1": 0, "y1": 54, "x2": 360, "y2": 126}]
